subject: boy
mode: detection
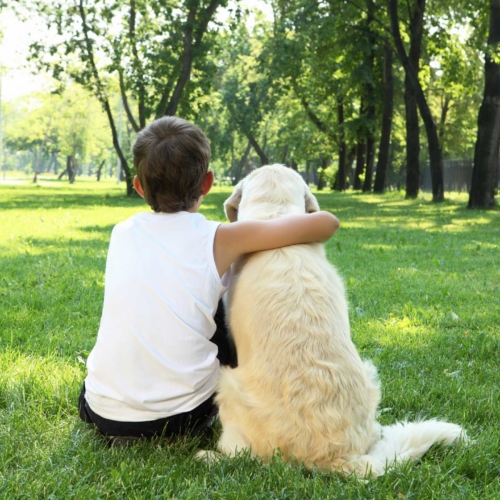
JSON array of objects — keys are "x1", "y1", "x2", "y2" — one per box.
[{"x1": 79, "y1": 116, "x2": 340, "y2": 443}]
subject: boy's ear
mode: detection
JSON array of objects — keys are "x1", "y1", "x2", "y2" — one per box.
[
  {"x1": 224, "y1": 180, "x2": 245, "y2": 222},
  {"x1": 201, "y1": 171, "x2": 214, "y2": 196},
  {"x1": 133, "y1": 175, "x2": 145, "y2": 198}
]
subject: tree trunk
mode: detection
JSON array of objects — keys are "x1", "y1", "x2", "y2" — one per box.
[
  {"x1": 246, "y1": 131, "x2": 269, "y2": 166},
  {"x1": 96, "y1": 160, "x2": 106, "y2": 181},
  {"x1": 402, "y1": 0, "x2": 424, "y2": 198},
  {"x1": 362, "y1": 0, "x2": 377, "y2": 193},
  {"x1": 67, "y1": 155, "x2": 77, "y2": 184},
  {"x1": 164, "y1": 7, "x2": 195, "y2": 117},
  {"x1": 439, "y1": 95, "x2": 451, "y2": 147},
  {"x1": 281, "y1": 144, "x2": 289, "y2": 165},
  {"x1": 346, "y1": 147, "x2": 356, "y2": 187},
  {"x1": 468, "y1": 0, "x2": 500, "y2": 209},
  {"x1": 32, "y1": 150, "x2": 39, "y2": 183},
  {"x1": 128, "y1": 0, "x2": 146, "y2": 129},
  {"x1": 374, "y1": 40, "x2": 394, "y2": 193},
  {"x1": 336, "y1": 98, "x2": 347, "y2": 191},
  {"x1": 46, "y1": 151, "x2": 58, "y2": 174},
  {"x1": 78, "y1": 0, "x2": 133, "y2": 195},
  {"x1": 390, "y1": 0, "x2": 445, "y2": 202},
  {"x1": 405, "y1": 75, "x2": 420, "y2": 198},
  {"x1": 53, "y1": 153, "x2": 60, "y2": 174},
  {"x1": 317, "y1": 157, "x2": 328, "y2": 190},
  {"x1": 363, "y1": 131, "x2": 375, "y2": 192},
  {"x1": 290, "y1": 159, "x2": 298, "y2": 171},
  {"x1": 354, "y1": 141, "x2": 366, "y2": 190},
  {"x1": 233, "y1": 141, "x2": 251, "y2": 185},
  {"x1": 159, "y1": 1, "x2": 222, "y2": 117}
]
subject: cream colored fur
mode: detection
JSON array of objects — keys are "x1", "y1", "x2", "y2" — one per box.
[{"x1": 208, "y1": 164, "x2": 464, "y2": 477}]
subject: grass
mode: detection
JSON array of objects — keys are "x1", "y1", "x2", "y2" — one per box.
[{"x1": 1, "y1": 178, "x2": 499, "y2": 499}]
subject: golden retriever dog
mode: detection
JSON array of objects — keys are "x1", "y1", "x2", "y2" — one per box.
[{"x1": 203, "y1": 164, "x2": 465, "y2": 477}]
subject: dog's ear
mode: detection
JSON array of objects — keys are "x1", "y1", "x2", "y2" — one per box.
[
  {"x1": 224, "y1": 180, "x2": 245, "y2": 222},
  {"x1": 305, "y1": 189, "x2": 320, "y2": 213}
]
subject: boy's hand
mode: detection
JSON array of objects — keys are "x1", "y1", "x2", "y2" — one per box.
[{"x1": 214, "y1": 211, "x2": 340, "y2": 277}]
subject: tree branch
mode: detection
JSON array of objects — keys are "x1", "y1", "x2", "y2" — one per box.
[
  {"x1": 338, "y1": 0, "x2": 391, "y2": 34},
  {"x1": 129, "y1": 0, "x2": 146, "y2": 128},
  {"x1": 194, "y1": 0, "x2": 220, "y2": 49},
  {"x1": 292, "y1": 81, "x2": 336, "y2": 143},
  {"x1": 160, "y1": 0, "x2": 223, "y2": 117},
  {"x1": 163, "y1": 2, "x2": 198, "y2": 116},
  {"x1": 244, "y1": 130, "x2": 269, "y2": 166},
  {"x1": 78, "y1": 0, "x2": 132, "y2": 192},
  {"x1": 119, "y1": 68, "x2": 140, "y2": 133}
]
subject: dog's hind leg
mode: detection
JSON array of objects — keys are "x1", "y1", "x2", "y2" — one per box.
[{"x1": 217, "y1": 424, "x2": 251, "y2": 457}]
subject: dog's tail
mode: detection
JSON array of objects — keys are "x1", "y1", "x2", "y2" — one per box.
[{"x1": 341, "y1": 420, "x2": 466, "y2": 477}]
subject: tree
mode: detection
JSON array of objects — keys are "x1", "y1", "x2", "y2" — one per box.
[
  {"x1": 401, "y1": 0, "x2": 424, "y2": 199},
  {"x1": 373, "y1": 39, "x2": 394, "y2": 193},
  {"x1": 28, "y1": 0, "x2": 227, "y2": 194},
  {"x1": 5, "y1": 86, "x2": 110, "y2": 181},
  {"x1": 272, "y1": 0, "x2": 374, "y2": 190},
  {"x1": 361, "y1": 0, "x2": 377, "y2": 193},
  {"x1": 468, "y1": 0, "x2": 500, "y2": 209},
  {"x1": 389, "y1": 0, "x2": 445, "y2": 202}
]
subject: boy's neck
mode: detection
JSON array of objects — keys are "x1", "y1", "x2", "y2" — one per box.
[
  {"x1": 186, "y1": 196, "x2": 203, "y2": 213},
  {"x1": 151, "y1": 196, "x2": 202, "y2": 215}
]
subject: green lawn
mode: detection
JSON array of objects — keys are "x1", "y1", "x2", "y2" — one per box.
[{"x1": 1, "y1": 179, "x2": 499, "y2": 499}]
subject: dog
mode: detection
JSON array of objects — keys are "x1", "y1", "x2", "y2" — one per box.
[{"x1": 203, "y1": 164, "x2": 465, "y2": 477}]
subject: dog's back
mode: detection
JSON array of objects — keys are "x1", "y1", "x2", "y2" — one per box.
[{"x1": 218, "y1": 242, "x2": 381, "y2": 465}]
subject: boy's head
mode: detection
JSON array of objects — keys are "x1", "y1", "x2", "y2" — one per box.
[{"x1": 132, "y1": 116, "x2": 211, "y2": 213}]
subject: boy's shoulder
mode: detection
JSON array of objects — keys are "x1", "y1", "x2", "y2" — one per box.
[{"x1": 112, "y1": 211, "x2": 216, "y2": 235}]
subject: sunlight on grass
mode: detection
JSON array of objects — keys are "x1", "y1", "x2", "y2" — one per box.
[{"x1": 0, "y1": 349, "x2": 84, "y2": 409}]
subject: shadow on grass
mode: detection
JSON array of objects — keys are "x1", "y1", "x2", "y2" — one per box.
[
  {"x1": 0, "y1": 183, "x2": 230, "y2": 213},
  {"x1": 0, "y1": 191, "x2": 146, "y2": 211}
]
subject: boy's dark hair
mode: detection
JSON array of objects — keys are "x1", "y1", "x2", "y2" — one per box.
[{"x1": 133, "y1": 116, "x2": 211, "y2": 213}]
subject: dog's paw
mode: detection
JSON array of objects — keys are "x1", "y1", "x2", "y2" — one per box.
[{"x1": 194, "y1": 450, "x2": 223, "y2": 465}]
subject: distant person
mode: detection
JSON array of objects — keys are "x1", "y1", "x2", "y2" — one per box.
[{"x1": 78, "y1": 116, "x2": 340, "y2": 445}]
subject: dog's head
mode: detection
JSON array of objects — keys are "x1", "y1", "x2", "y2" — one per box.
[{"x1": 224, "y1": 164, "x2": 320, "y2": 222}]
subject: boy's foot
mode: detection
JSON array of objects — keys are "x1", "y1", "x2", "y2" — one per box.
[{"x1": 107, "y1": 435, "x2": 142, "y2": 448}]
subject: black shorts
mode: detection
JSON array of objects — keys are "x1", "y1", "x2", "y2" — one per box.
[
  {"x1": 78, "y1": 384, "x2": 218, "y2": 438},
  {"x1": 78, "y1": 300, "x2": 236, "y2": 438}
]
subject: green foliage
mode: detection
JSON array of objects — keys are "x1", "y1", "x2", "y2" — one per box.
[
  {"x1": 424, "y1": 18, "x2": 484, "y2": 158},
  {"x1": 27, "y1": 0, "x2": 227, "y2": 123},
  {"x1": 6, "y1": 0, "x2": 496, "y2": 199},
  {"x1": 0, "y1": 181, "x2": 499, "y2": 497},
  {"x1": 4, "y1": 86, "x2": 113, "y2": 176}
]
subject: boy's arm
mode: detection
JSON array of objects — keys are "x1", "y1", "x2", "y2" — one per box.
[{"x1": 214, "y1": 212, "x2": 340, "y2": 277}]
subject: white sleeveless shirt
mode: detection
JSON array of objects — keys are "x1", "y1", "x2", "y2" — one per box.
[{"x1": 84, "y1": 211, "x2": 230, "y2": 422}]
